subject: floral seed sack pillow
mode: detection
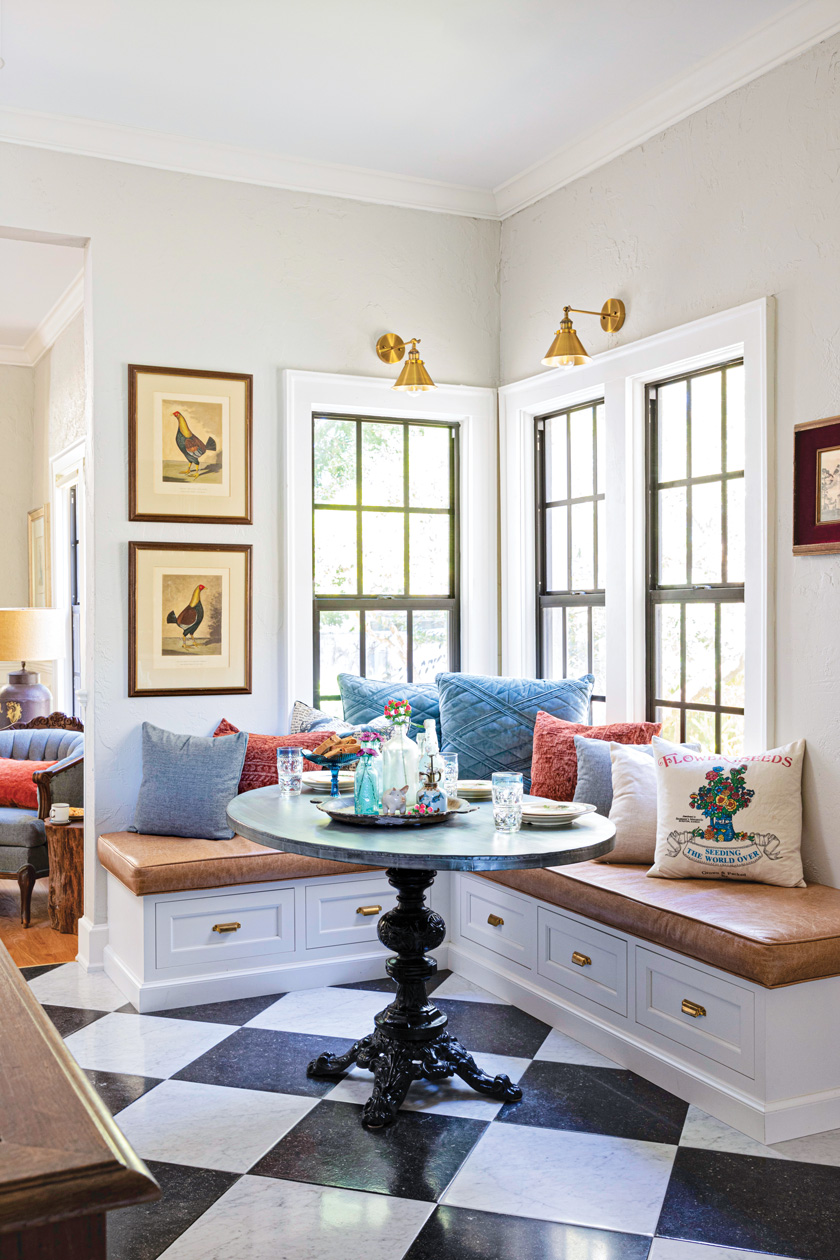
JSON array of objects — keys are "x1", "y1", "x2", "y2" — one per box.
[{"x1": 648, "y1": 737, "x2": 806, "y2": 887}]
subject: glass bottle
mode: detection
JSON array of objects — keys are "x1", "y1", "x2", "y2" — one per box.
[
  {"x1": 354, "y1": 752, "x2": 383, "y2": 815},
  {"x1": 381, "y1": 719, "x2": 420, "y2": 805}
]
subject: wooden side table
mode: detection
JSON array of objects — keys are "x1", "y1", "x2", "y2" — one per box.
[{"x1": 44, "y1": 821, "x2": 84, "y2": 934}]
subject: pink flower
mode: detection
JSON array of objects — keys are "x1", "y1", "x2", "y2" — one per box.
[{"x1": 705, "y1": 771, "x2": 717, "y2": 780}]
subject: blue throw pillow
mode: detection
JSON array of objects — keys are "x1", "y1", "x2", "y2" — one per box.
[
  {"x1": 133, "y1": 722, "x2": 248, "y2": 840},
  {"x1": 338, "y1": 674, "x2": 440, "y2": 743},
  {"x1": 573, "y1": 734, "x2": 700, "y2": 817},
  {"x1": 437, "y1": 672, "x2": 594, "y2": 787}
]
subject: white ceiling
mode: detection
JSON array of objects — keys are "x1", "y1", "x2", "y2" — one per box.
[
  {"x1": 0, "y1": 0, "x2": 838, "y2": 217},
  {"x1": 0, "y1": 237, "x2": 83, "y2": 359}
]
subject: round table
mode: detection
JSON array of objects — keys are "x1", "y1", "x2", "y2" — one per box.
[{"x1": 227, "y1": 787, "x2": 615, "y2": 1129}]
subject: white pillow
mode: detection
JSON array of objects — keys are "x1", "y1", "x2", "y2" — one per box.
[
  {"x1": 648, "y1": 737, "x2": 806, "y2": 887},
  {"x1": 603, "y1": 740, "x2": 692, "y2": 864}
]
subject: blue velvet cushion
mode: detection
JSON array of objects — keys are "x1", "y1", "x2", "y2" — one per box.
[
  {"x1": 437, "y1": 672, "x2": 594, "y2": 787},
  {"x1": 338, "y1": 674, "x2": 440, "y2": 743},
  {"x1": 133, "y1": 722, "x2": 248, "y2": 840},
  {"x1": 573, "y1": 734, "x2": 700, "y2": 817}
]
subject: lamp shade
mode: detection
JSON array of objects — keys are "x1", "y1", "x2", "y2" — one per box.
[
  {"x1": 542, "y1": 316, "x2": 590, "y2": 368},
  {"x1": 0, "y1": 608, "x2": 65, "y2": 661},
  {"x1": 393, "y1": 343, "x2": 436, "y2": 392}
]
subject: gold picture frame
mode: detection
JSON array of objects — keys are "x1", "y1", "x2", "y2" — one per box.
[
  {"x1": 129, "y1": 364, "x2": 253, "y2": 524},
  {"x1": 27, "y1": 505, "x2": 51, "y2": 607},
  {"x1": 129, "y1": 542, "x2": 252, "y2": 697}
]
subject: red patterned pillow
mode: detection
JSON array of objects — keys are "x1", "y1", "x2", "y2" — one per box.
[
  {"x1": 530, "y1": 711, "x2": 662, "y2": 802},
  {"x1": 0, "y1": 758, "x2": 57, "y2": 810},
  {"x1": 213, "y1": 720, "x2": 335, "y2": 793}
]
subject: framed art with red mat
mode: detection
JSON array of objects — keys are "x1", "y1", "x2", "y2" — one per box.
[{"x1": 793, "y1": 415, "x2": 840, "y2": 554}]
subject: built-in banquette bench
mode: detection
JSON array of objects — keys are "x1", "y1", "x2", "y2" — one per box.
[{"x1": 99, "y1": 831, "x2": 840, "y2": 1145}]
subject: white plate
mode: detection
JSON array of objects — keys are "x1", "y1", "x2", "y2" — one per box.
[
  {"x1": 302, "y1": 770, "x2": 355, "y2": 792},
  {"x1": 457, "y1": 779, "x2": 493, "y2": 799},
  {"x1": 520, "y1": 801, "x2": 597, "y2": 827}
]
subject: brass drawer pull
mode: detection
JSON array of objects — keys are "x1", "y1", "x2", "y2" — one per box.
[
  {"x1": 681, "y1": 998, "x2": 707, "y2": 1019},
  {"x1": 212, "y1": 922, "x2": 241, "y2": 934},
  {"x1": 571, "y1": 951, "x2": 592, "y2": 967},
  {"x1": 356, "y1": 905, "x2": 382, "y2": 916},
  {"x1": 487, "y1": 913, "x2": 504, "y2": 927}
]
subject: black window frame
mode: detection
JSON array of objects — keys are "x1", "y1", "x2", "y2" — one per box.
[
  {"x1": 535, "y1": 399, "x2": 605, "y2": 709},
  {"x1": 312, "y1": 412, "x2": 460, "y2": 710},
  {"x1": 645, "y1": 358, "x2": 745, "y2": 752}
]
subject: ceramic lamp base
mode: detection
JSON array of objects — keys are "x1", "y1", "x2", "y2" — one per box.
[{"x1": 0, "y1": 669, "x2": 52, "y2": 729}]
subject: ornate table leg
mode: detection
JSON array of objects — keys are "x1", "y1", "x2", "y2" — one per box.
[{"x1": 307, "y1": 866, "x2": 523, "y2": 1128}]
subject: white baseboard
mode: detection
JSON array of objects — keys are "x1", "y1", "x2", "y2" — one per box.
[
  {"x1": 104, "y1": 942, "x2": 451, "y2": 1014},
  {"x1": 76, "y1": 916, "x2": 109, "y2": 972}
]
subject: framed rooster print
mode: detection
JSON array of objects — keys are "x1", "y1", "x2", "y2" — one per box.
[
  {"x1": 793, "y1": 415, "x2": 840, "y2": 554},
  {"x1": 129, "y1": 542, "x2": 252, "y2": 696},
  {"x1": 129, "y1": 365, "x2": 252, "y2": 524}
]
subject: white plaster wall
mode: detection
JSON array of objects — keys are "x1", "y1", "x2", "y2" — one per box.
[
  {"x1": 0, "y1": 364, "x2": 34, "y2": 604},
  {"x1": 31, "y1": 309, "x2": 86, "y2": 509},
  {"x1": 499, "y1": 34, "x2": 840, "y2": 885},
  {"x1": 0, "y1": 145, "x2": 501, "y2": 924}
]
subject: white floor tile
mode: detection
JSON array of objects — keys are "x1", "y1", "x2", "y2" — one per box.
[
  {"x1": 532, "y1": 1027, "x2": 620, "y2": 1069},
  {"x1": 771, "y1": 1125, "x2": 840, "y2": 1165},
  {"x1": 116, "y1": 1079, "x2": 316, "y2": 1173},
  {"x1": 325, "y1": 1051, "x2": 530, "y2": 1121},
  {"x1": 649, "y1": 1241, "x2": 797, "y2": 1260},
  {"x1": 63, "y1": 1012, "x2": 235, "y2": 1077},
  {"x1": 246, "y1": 986, "x2": 387, "y2": 1039},
  {"x1": 158, "y1": 1174, "x2": 434, "y2": 1260},
  {"x1": 441, "y1": 1122, "x2": 676, "y2": 1235},
  {"x1": 434, "y1": 974, "x2": 508, "y2": 1004},
  {"x1": 27, "y1": 962, "x2": 125, "y2": 1012},
  {"x1": 679, "y1": 1106, "x2": 787, "y2": 1160}
]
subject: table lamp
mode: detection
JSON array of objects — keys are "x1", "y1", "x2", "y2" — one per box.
[{"x1": 0, "y1": 608, "x2": 65, "y2": 728}]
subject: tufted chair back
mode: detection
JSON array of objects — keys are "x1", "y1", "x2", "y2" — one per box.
[{"x1": 0, "y1": 729, "x2": 84, "y2": 761}]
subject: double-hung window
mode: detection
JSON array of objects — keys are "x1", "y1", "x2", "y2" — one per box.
[
  {"x1": 535, "y1": 400, "x2": 606, "y2": 722},
  {"x1": 312, "y1": 414, "x2": 459, "y2": 714},
  {"x1": 646, "y1": 360, "x2": 746, "y2": 753}
]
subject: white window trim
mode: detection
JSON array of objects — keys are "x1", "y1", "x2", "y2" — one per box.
[
  {"x1": 499, "y1": 298, "x2": 775, "y2": 751},
  {"x1": 49, "y1": 438, "x2": 86, "y2": 716},
  {"x1": 281, "y1": 370, "x2": 498, "y2": 716}
]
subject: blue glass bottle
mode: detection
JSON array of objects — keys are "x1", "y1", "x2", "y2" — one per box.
[{"x1": 354, "y1": 753, "x2": 383, "y2": 815}]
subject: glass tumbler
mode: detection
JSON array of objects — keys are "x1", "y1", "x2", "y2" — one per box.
[
  {"x1": 492, "y1": 771, "x2": 523, "y2": 833},
  {"x1": 277, "y1": 746, "x2": 304, "y2": 796},
  {"x1": 437, "y1": 751, "x2": 459, "y2": 802}
]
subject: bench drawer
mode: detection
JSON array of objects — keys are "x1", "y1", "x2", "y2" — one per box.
[
  {"x1": 460, "y1": 877, "x2": 534, "y2": 969},
  {"x1": 635, "y1": 947, "x2": 755, "y2": 1077},
  {"x1": 155, "y1": 887, "x2": 296, "y2": 970},
  {"x1": 305, "y1": 877, "x2": 397, "y2": 949},
  {"x1": 537, "y1": 907, "x2": 628, "y2": 1015}
]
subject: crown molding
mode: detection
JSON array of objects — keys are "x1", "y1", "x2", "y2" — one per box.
[
  {"x1": 493, "y1": 0, "x2": 840, "y2": 218},
  {"x1": 0, "y1": 0, "x2": 835, "y2": 222},
  {"x1": 0, "y1": 106, "x2": 497, "y2": 220},
  {"x1": 0, "y1": 270, "x2": 84, "y2": 367}
]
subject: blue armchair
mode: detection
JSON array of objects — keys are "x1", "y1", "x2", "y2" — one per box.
[{"x1": 0, "y1": 717, "x2": 84, "y2": 926}]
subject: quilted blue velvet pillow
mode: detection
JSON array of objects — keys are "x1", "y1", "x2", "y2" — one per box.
[
  {"x1": 437, "y1": 672, "x2": 594, "y2": 787},
  {"x1": 338, "y1": 674, "x2": 440, "y2": 743}
]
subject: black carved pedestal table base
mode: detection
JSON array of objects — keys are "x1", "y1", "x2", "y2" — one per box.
[{"x1": 307, "y1": 867, "x2": 523, "y2": 1128}]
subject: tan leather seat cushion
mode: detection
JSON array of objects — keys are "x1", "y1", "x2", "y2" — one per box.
[
  {"x1": 99, "y1": 832, "x2": 379, "y2": 897},
  {"x1": 480, "y1": 862, "x2": 840, "y2": 988}
]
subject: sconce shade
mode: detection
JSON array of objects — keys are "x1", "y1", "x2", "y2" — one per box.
[
  {"x1": 542, "y1": 316, "x2": 590, "y2": 368},
  {"x1": 393, "y1": 343, "x2": 436, "y2": 392},
  {"x1": 0, "y1": 608, "x2": 64, "y2": 661}
]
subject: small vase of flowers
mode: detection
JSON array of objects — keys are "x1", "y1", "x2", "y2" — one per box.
[
  {"x1": 381, "y1": 699, "x2": 420, "y2": 806},
  {"x1": 354, "y1": 729, "x2": 384, "y2": 816}
]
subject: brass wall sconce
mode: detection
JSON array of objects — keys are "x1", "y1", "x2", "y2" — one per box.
[
  {"x1": 376, "y1": 333, "x2": 436, "y2": 392},
  {"x1": 542, "y1": 299, "x2": 626, "y2": 368}
]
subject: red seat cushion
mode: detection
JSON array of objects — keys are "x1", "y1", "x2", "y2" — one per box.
[
  {"x1": 0, "y1": 758, "x2": 57, "y2": 810},
  {"x1": 213, "y1": 719, "x2": 335, "y2": 793},
  {"x1": 530, "y1": 711, "x2": 662, "y2": 802}
]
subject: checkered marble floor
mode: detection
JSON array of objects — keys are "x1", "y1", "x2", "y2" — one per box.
[{"x1": 23, "y1": 961, "x2": 840, "y2": 1260}]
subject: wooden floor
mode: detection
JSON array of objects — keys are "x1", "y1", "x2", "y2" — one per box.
[{"x1": 0, "y1": 877, "x2": 78, "y2": 967}]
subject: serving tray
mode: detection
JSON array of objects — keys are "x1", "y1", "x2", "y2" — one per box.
[{"x1": 313, "y1": 798, "x2": 478, "y2": 827}]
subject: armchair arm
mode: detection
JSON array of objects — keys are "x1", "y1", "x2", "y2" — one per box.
[{"x1": 34, "y1": 752, "x2": 84, "y2": 820}]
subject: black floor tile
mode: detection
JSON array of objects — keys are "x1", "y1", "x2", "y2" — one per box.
[
  {"x1": 498, "y1": 1060, "x2": 688, "y2": 1144},
  {"x1": 20, "y1": 963, "x2": 63, "y2": 981},
  {"x1": 43, "y1": 1004, "x2": 109, "y2": 1038},
  {"x1": 404, "y1": 1205, "x2": 651, "y2": 1260},
  {"x1": 436, "y1": 997, "x2": 551, "y2": 1057},
  {"x1": 657, "y1": 1146, "x2": 840, "y2": 1259},
  {"x1": 153, "y1": 992, "x2": 286, "y2": 1025},
  {"x1": 106, "y1": 1160, "x2": 239, "y2": 1260},
  {"x1": 84, "y1": 1068, "x2": 163, "y2": 1115},
  {"x1": 173, "y1": 1028, "x2": 355, "y2": 1095},
  {"x1": 250, "y1": 1099, "x2": 487, "y2": 1201}
]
